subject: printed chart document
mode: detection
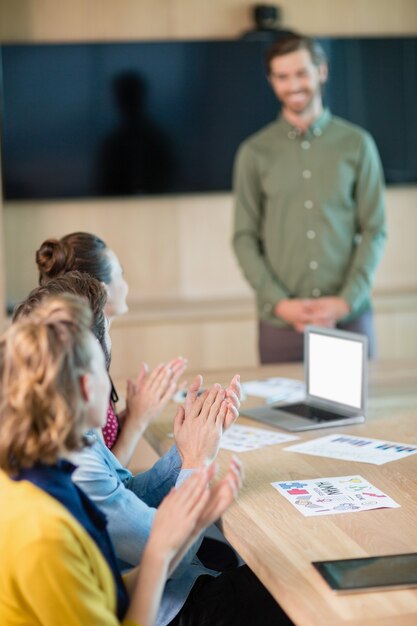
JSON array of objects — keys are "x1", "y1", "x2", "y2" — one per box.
[
  {"x1": 242, "y1": 377, "x2": 306, "y2": 405},
  {"x1": 220, "y1": 424, "x2": 298, "y2": 452},
  {"x1": 271, "y1": 475, "x2": 400, "y2": 517},
  {"x1": 285, "y1": 434, "x2": 417, "y2": 465}
]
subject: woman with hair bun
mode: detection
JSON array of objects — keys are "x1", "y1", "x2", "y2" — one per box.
[
  {"x1": 35, "y1": 232, "x2": 186, "y2": 466},
  {"x1": 0, "y1": 294, "x2": 242, "y2": 626},
  {"x1": 36, "y1": 232, "x2": 126, "y2": 318}
]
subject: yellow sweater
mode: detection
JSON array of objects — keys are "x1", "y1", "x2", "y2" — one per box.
[{"x1": 0, "y1": 471, "x2": 138, "y2": 626}]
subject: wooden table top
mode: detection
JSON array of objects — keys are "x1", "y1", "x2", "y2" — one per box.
[{"x1": 142, "y1": 360, "x2": 417, "y2": 626}]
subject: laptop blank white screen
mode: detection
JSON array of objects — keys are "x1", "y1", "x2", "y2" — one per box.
[{"x1": 308, "y1": 332, "x2": 363, "y2": 409}]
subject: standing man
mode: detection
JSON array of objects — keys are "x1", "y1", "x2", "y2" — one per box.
[{"x1": 233, "y1": 33, "x2": 386, "y2": 362}]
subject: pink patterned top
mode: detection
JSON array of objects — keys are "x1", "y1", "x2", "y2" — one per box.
[{"x1": 102, "y1": 402, "x2": 119, "y2": 449}]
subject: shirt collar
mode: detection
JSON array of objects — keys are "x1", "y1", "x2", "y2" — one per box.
[{"x1": 276, "y1": 108, "x2": 331, "y2": 139}]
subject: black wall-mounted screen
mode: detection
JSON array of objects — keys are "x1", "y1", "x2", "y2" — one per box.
[{"x1": 1, "y1": 37, "x2": 416, "y2": 200}]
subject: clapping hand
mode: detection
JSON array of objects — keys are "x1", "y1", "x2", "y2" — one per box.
[
  {"x1": 148, "y1": 456, "x2": 243, "y2": 576},
  {"x1": 224, "y1": 374, "x2": 241, "y2": 430},
  {"x1": 111, "y1": 357, "x2": 187, "y2": 466},
  {"x1": 183, "y1": 373, "x2": 241, "y2": 431},
  {"x1": 122, "y1": 357, "x2": 187, "y2": 432},
  {"x1": 175, "y1": 374, "x2": 241, "y2": 469},
  {"x1": 124, "y1": 453, "x2": 242, "y2": 626}
]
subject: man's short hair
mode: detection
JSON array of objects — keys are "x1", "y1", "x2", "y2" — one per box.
[{"x1": 265, "y1": 33, "x2": 327, "y2": 75}]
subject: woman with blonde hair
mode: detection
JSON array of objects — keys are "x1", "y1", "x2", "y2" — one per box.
[{"x1": 0, "y1": 295, "x2": 242, "y2": 626}]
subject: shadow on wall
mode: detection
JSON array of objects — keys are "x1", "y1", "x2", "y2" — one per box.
[{"x1": 97, "y1": 71, "x2": 174, "y2": 195}]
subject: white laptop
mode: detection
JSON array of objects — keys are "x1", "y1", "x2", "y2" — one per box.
[{"x1": 242, "y1": 326, "x2": 367, "y2": 432}]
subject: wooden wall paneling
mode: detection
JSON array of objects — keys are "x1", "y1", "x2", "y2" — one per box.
[
  {"x1": 108, "y1": 293, "x2": 417, "y2": 377},
  {"x1": 0, "y1": 0, "x2": 173, "y2": 43},
  {"x1": 0, "y1": 0, "x2": 416, "y2": 43},
  {"x1": 281, "y1": 0, "x2": 417, "y2": 36},
  {"x1": 170, "y1": 0, "x2": 252, "y2": 39},
  {"x1": 110, "y1": 311, "x2": 257, "y2": 378},
  {"x1": 3, "y1": 198, "x2": 185, "y2": 305},
  {"x1": 376, "y1": 312, "x2": 417, "y2": 360},
  {"x1": 108, "y1": 199, "x2": 183, "y2": 302},
  {"x1": 5, "y1": 188, "x2": 417, "y2": 308},
  {"x1": 178, "y1": 194, "x2": 252, "y2": 299},
  {"x1": 374, "y1": 188, "x2": 417, "y2": 293}
]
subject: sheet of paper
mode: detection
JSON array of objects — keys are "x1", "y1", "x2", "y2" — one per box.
[
  {"x1": 242, "y1": 377, "x2": 306, "y2": 405},
  {"x1": 271, "y1": 475, "x2": 400, "y2": 517},
  {"x1": 219, "y1": 424, "x2": 298, "y2": 452},
  {"x1": 285, "y1": 434, "x2": 417, "y2": 465}
]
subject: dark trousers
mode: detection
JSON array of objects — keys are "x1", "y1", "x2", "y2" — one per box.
[
  {"x1": 196, "y1": 537, "x2": 239, "y2": 572},
  {"x1": 168, "y1": 565, "x2": 294, "y2": 626},
  {"x1": 259, "y1": 308, "x2": 376, "y2": 364}
]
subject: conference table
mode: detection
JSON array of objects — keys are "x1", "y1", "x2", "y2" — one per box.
[{"x1": 142, "y1": 360, "x2": 417, "y2": 626}]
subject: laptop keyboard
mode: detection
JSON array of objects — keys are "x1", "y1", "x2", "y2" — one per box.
[{"x1": 274, "y1": 402, "x2": 348, "y2": 422}]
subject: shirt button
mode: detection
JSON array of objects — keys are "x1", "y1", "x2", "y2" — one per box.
[
  {"x1": 263, "y1": 303, "x2": 273, "y2": 314},
  {"x1": 288, "y1": 130, "x2": 296, "y2": 139},
  {"x1": 304, "y1": 200, "x2": 314, "y2": 209},
  {"x1": 307, "y1": 230, "x2": 316, "y2": 239},
  {"x1": 301, "y1": 140, "x2": 311, "y2": 150},
  {"x1": 302, "y1": 169, "x2": 312, "y2": 179},
  {"x1": 312, "y1": 288, "x2": 321, "y2": 297},
  {"x1": 309, "y1": 260, "x2": 318, "y2": 270},
  {"x1": 313, "y1": 128, "x2": 322, "y2": 137}
]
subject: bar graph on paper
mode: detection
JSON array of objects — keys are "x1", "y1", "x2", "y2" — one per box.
[{"x1": 285, "y1": 434, "x2": 417, "y2": 465}]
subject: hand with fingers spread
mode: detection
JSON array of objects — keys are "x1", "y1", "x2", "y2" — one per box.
[
  {"x1": 165, "y1": 456, "x2": 243, "y2": 576},
  {"x1": 183, "y1": 373, "x2": 203, "y2": 415},
  {"x1": 192, "y1": 455, "x2": 243, "y2": 537},
  {"x1": 146, "y1": 467, "x2": 211, "y2": 563},
  {"x1": 224, "y1": 374, "x2": 241, "y2": 431},
  {"x1": 112, "y1": 357, "x2": 187, "y2": 466},
  {"x1": 174, "y1": 383, "x2": 228, "y2": 469},
  {"x1": 183, "y1": 373, "x2": 241, "y2": 432},
  {"x1": 128, "y1": 458, "x2": 243, "y2": 626},
  {"x1": 147, "y1": 458, "x2": 243, "y2": 573},
  {"x1": 125, "y1": 357, "x2": 187, "y2": 428}
]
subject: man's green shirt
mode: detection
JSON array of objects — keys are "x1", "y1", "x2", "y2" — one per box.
[{"x1": 233, "y1": 109, "x2": 386, "y2": 326}]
